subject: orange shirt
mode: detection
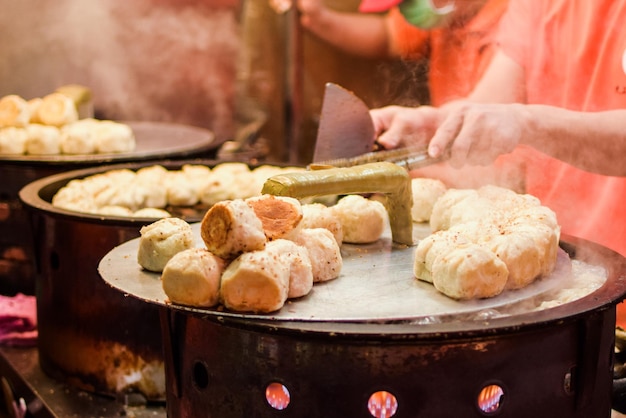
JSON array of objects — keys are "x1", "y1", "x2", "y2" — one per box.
[
  {"x1": 498, "y1": 0, "x2": 626, "y2": 258},
  {"x1": 388, "y1": 0, "x2": 509, "y2": 105}
]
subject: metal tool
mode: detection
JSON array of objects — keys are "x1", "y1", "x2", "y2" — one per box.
[
  {"x1": 311, "y1": 84, "x2": 446, "y2": 169},
  {"x1": 310, "y1": 145, "x2": 444, "y2": 170},
  {"x1": 312, "y1": 83, "x2": 376, "y2": 163}
]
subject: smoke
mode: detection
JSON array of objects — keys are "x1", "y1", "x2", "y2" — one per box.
[{"x1": 0, "y1": 0, "x2": 241, "y2": 141}]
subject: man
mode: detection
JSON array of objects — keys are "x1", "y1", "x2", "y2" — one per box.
[
  {"x1": 369, "y1": 0, "x2": 626, "y2": 257},
  {"x1": 297, "y1": 0, "x2": 509, "y2": 105}
]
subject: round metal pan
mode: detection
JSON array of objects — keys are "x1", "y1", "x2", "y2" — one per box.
[
  {"x1": 19, "y1": 160, "x2": 214, "y2": 226},
  {"x1": 0, "y1": 121, "x2": 219, "y2": 166},
  {"x1": 1, "y1": 122, "x2": 218, "y2": 296},
  {"x1": 99, "y1": 223, "x2": 626, "y2": 336}
]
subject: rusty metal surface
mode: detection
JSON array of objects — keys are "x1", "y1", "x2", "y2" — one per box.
[
  {"x1": 14, "y1": 161, "x2": 226, "y2": 400},
  {"x1": 31, "y1": 213, "x2": 166, "y2": 401},
  {"x1": 0, "y1": 347, "x2": 166, "y2": 418},
  {"x1": 160, "y1": 306, "x2": 616, "y2": 418}
]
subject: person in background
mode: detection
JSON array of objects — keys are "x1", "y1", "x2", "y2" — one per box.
[
  {"x1": 369, "y1": 0, "x2": 626, "y2": 283},
  {"x1": 297, "y1": 0, "x2": 509, "y2": 106},
  {"x1": 298, "y1": 0, "x2": 524, "y2": 191}
]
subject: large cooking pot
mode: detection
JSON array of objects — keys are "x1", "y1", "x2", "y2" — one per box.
[
  {"x1": 18, "y1": 158, "x2": 225, "y2": 401},
  {"x1": 0, "y1": 121, "x2": 219, "y2": 296},
  {"x1": 99, "y1": 220, "x2": 626, "y2": 417}
]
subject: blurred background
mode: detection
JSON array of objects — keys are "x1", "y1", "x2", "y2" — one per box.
[{"x1": 0, "y1": 0, "x2": 429, "y2": 164}]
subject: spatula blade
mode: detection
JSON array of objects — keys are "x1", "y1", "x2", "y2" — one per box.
[{"x1": 312, "y1": 83, "x2": 376, "y2": 163}]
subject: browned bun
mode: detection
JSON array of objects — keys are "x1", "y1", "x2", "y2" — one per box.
[
  {"x1": 246, "y1": 194, "x2": 303, "y2": 240},
  {"x1": 200, "y1": 199, "x2": 266, "y2": 259}
]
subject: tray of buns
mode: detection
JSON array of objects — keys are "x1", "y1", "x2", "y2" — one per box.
[
  {"x1": 0, "y1": 121, "x2": 218, "y2": 164},
  {"x1": 98, "y1": 222, "x2": 580, "y2": 323}
]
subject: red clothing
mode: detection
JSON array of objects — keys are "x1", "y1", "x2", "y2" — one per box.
[
  {"x1": 497, "y1": 0, "x2": 626, "y2": 258},
  {"x1": 388, "y1": 0, "x2": 509, "y2": 105},
  {"x1": 359, "y1": 0, "x2": 402, "y2": 13}
]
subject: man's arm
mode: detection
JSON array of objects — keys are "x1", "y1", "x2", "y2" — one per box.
[
  {"x1": 372, "y1": 49, "x2": 525, "y2": 150},
  {"x1": 431, "y1": 50, "x2": 626, "y2": 176},
  {"x1": 373, "y1": 48, "x2": 626, "y2": 176},
  {"x1": 466, "y1": 49, "x2": 527, "y2": 104},
  {"x1": 297, "y1": 0, "x2": 392, "y2": 58},
  {"x1": 520, "y1": 105, "x2": 626, "y2": 177}
]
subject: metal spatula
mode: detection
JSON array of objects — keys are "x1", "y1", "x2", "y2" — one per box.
[
  {"x1": 312, "y1": 83, "x2": 377, "y2": 163},
  {"x1": 309, "y1": 145, "x2": 444, "y2": 170}
]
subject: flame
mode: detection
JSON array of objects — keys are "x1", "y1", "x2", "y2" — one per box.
[
  {"x1": 478, "y1": 384, "x2": 504, "y2": 413},
  {"x1": 265, "y1": 382, "x2": 290, "y2": 410},
  {"x1": 367, "y1": 391, "x2": 398, "y2": 418}
]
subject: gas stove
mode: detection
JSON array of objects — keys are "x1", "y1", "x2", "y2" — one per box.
[{"x1": 0, "y1": 346, "x2": 165, "y2": 418}]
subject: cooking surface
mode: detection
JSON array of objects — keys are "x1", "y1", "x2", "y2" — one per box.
[
  {"x1": 0, "y1": 121, "x2": 217, "y2": 164},
  {"x1": 99, "y1": 222, "x2": 576, "y2": 323}
]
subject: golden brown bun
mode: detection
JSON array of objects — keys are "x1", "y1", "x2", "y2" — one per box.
[
  {"x1": 246, "y1": 194, "x2": 303, "y2": 240},
  {"x1": 161, "y1": 248, "x2": 226, "y2": 308},
  {"x1": 200, "y1": 199, "x2": 266, "y2": 259},
  {"x1": 220, "y1": 250, "x2": 290, "y2": 313}
]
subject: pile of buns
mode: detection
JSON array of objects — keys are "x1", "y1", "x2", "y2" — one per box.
[
  {"x1": 137, "y1": 193, "x2": 388, "y2": 313},
  {"x1": 51, "y1": 163, "x2": 310, "y2": 218},
  {"x1": 413, "y1": 185, "x2": 560, "y2": 300},
  {"x1": 0, "y1": 86, "x2": 135, "y2": 155},
  {"x1": 52, "y1": 161, "x2": 450, "y2": 223}
]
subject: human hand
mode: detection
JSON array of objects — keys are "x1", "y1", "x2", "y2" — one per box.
[
  {"x1": 370, "y1": 105, "x2": 442, "y2": 150},
  {"x1": 371, "y1": 102, "x2": 527, "y2": 168},
  {"x1": 296, "y1": 0, "x2": 326, "y2": 27},
  {"x1": 429, "y1": 102, "x2": 525, "y2": 168}
]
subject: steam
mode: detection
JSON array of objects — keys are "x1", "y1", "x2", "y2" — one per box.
[{"x1": 0, "y1": 0, "x2": 240, "y2": 141}]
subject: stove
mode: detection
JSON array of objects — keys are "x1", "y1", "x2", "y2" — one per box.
[{"x1": 0, "y1": 347, "x2": 166, "y2": 418}]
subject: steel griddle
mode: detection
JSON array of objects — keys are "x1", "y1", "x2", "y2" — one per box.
[{"x1": 98, "y1": 222, "x2": 575, "y2": 323}]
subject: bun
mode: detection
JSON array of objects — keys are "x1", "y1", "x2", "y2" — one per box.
[{"x1": 137, "y1": 217, "x2": 195, "y2": 272}]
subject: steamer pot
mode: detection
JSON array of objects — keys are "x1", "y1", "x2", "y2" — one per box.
[
  {"x1": 100, "y1": 225, "x2": 626, "y2": 417},
  {"x1": 0, "y1": 121, "x2": 218, "y2": 296},
  {"x1": 18, "y1": 158, "x2": 223, "y2": 401}
]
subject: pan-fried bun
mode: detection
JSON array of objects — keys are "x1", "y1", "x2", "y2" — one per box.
[
  {"x1": 419, "y1": 185, "x2": 560, "y2": 299},
  {"x1": 161, "y1": 248, "x2": 226, "y2": 308},
  {"x1": 414, "y1": 229, "x2": 509, "y2": 299},
  {"x1": 246, "y1": 194, "x2": 303, "y2": 240},
  {"x1": 60, "y1": 119, "x2": 98, "y2": 154},
  {"x1": 330, "y1": 195, "x2": 387, "y2": 244},
  {"x1": 132, "y1": 208, "x2": 172, "y2": 218},
  {"x1": 94, "y1": 120, "x2": 135, "y2": 153},
  {"x1": 200, "y1": 199, "x2": 266, "y2": 259},
  {"x1": 220, "y1": 249, "x2": 290, "y2": 313},
  {"x1": 265, "y1": 239, "x2": 313, "y2": 299},
  {"x1": 431, "y1": 242, "x2": 509, "y2": 300},
  {"x1": 38, "y1": 93, "x2": 78, "y2": 127},
  {"x1": 410, "y1": 177, "x2": 447, "y2": 223},
  {"x1": 25, "y1": 124, "x2": 61, "y2": 155},
  {"x1": 0, "y1": 95, "x2": 31, "y2": 128},
  {"x1": 137, "y1": 217, "x2": 195, "y2": 272},
  {"x1": 298, "y1": 203, "x2": 343, "y2": 246},
  {"x1": 291, "y1": 228, "x2": 342, "y2": 283},
  {"x1": 0, "y1": 127, "x2": 28, "y2": 154}
]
